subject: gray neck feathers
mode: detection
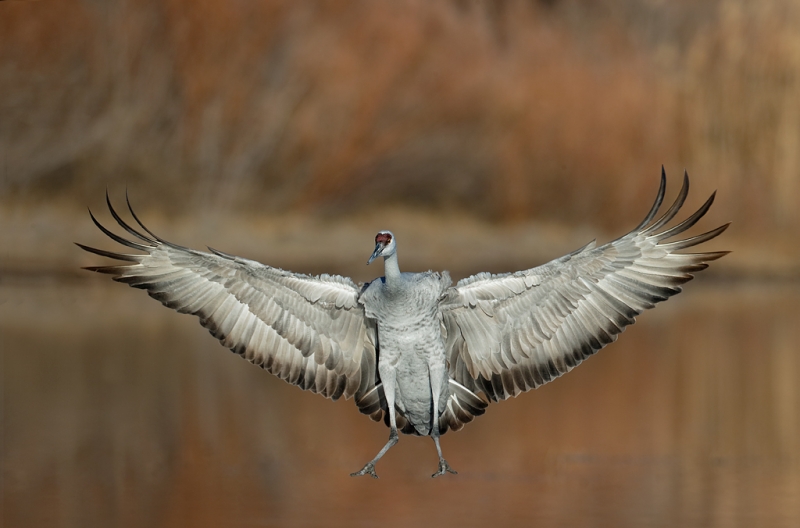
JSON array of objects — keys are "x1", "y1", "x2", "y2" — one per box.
[{"x1": 383, "y1": 252, "x2": 401, "y2": 287}]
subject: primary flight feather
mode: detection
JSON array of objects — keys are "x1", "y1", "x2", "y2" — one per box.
[{"x1": 78, "y1": 169, "x2": 728, "y2": 478}]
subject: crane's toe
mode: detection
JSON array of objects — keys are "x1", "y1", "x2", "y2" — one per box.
[
  {"x1": 432, "y1": 458, "x2": 457, "y2": 478},
  {"x1": 351, "y1": 462, "x2": 379, "y2": 479}
]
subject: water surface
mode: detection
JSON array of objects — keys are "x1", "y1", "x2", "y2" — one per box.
[{"x1": 2, "y1": 279, "x2": 799, "y2": 527}]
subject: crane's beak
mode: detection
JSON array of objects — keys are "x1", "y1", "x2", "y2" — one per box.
[{"x1": 367, "y1": 243, "x2": 383, "y2": 265}]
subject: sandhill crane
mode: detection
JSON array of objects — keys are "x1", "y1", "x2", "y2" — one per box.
[{"x1": 78, "y1": 169, "x2": 728, "y2": 478}]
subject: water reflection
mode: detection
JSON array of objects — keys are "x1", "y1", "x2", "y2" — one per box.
[{"x1": 2, "y1": 279, "x2": 799, "y2": 527}]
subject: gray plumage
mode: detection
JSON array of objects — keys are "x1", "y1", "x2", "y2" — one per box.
[{"x1": 78, "y1": 169, "x2": 728, "y2": 478}]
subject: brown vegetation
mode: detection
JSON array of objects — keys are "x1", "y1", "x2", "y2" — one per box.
[{"x1": 1, "y1": 0, "x2": 798, "y2": 238}]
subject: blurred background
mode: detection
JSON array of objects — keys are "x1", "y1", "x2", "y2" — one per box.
[{"x1": 1, "y1": 0, "x2": 799, "y2": 527}]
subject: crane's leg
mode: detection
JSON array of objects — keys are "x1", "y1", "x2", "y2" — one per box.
[
  {"x1": 351, "y1": 367, "x2": 398, "y2": 479},
  {"x1": 429, "y1": 366, "x2": 457, "y2": 478}
]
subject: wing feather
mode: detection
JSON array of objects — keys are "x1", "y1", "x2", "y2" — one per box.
[
  {"x1": 441, "y1": 171, "x2": 729, "y2": 402},
  {"x1": 79, "y1": 196, "x2": 379, "y2": 405}
]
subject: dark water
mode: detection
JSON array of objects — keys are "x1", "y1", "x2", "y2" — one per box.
[{"x1": 2, "y1": 278, "x2": 799, "y2": 527}]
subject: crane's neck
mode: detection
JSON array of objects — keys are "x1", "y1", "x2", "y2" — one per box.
[{"x1": 383, "y1": 252, "x2": 401, "y2": 287}]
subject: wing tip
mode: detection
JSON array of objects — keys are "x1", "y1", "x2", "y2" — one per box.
[
  {"x1": 207, "y1": 246, "x2": 235, "y2": 259},
  {"x1": 633, "y1": 168, "x2": 668, "y2": 232},
  {"x1": 702, "y1": 250, "x2": 731, "y2": 261},
  {"x1": 81, "y1": 265, "x2": 125, "y2": 275}
]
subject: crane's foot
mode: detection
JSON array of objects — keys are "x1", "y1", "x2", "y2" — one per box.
[
  {"x1": 431, "y1": 458, "x2": 457, "y2": 478},
  {"x1": 350, "y1": 462, "x2": 379, "y2": 479}
]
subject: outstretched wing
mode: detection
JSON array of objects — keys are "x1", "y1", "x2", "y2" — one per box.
[
  {"x1": 78, "y1": 193, "x2": 378, "y2": 406},
  {"x1": 440, "y1": 170, "x2": 729, "y2": 402}
]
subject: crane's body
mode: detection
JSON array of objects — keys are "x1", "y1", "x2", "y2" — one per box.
[
  {"x1": 357, "y1": 265, "x2": 454, "y2": 476},
  {"x1": 361, "y1": 270, "x2": 451, "y2": 436},
  {"x1": 78, "y1": 169, "x2": 729, "y2": 478}
]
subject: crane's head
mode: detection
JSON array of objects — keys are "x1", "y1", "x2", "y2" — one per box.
[{"x1": 367, "y1": 231, "x2": 396, "y2": 265}]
